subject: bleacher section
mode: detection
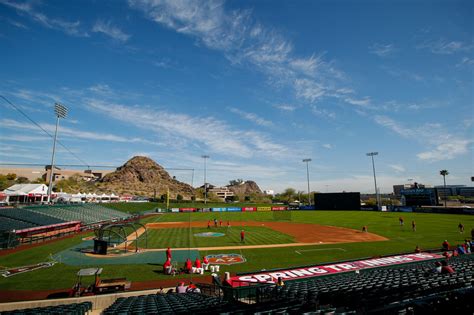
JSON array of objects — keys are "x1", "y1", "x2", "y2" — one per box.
[
  {"x1": 0, "y1": 208, "x2": 65, "y2": 231},
  {"x1": 0, "y1": 216, "x2": 36, "y2": 231},
  {"x1": 103, "y1": 293, "x2": 227, "y2": 314},
  {"x1": 275, "y1": 254, "x2": 474, "y2": 313},
  {"x1": 22, "y1": 204, "x2": 130, "y2": 225},
  {"x1": 0, "y1": 301, "x2": 92, "y2": 315},
  {"x1": 99, "y1": 255, "x2": 474, "y2": 314}
]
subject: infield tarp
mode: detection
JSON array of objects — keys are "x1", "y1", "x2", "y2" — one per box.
[{"x1": 56, "y1": 241, "x2": 199, "y2": 266}]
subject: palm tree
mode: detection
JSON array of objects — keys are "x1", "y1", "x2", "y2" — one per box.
[{"x1": 440, "y1": 170, "x2": 449, "y2": 207}]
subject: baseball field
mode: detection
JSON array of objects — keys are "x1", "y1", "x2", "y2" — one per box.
[{"x1": 1, "y1": 210, "x2": 473, "y2": 299}]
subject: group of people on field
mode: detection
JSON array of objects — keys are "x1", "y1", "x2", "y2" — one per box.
[{"x1": 163, "y1": 247, "x2": 212, "y2": 275}]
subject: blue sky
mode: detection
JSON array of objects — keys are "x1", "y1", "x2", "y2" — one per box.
[{"x1": 0, "y1": 0, "x2": 472, "y2": 193}]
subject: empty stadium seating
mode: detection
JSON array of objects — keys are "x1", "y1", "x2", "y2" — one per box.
[
  {"x1": 101, "y1": 255, "x2": 474, "y2": 314},
  {"x1": 1, "y1": 301, "x2": 92, "y2": 315},
  {"x1": 22, "y1": 204, "x2": 130, "y2": 225},
  {"x1": 0, "y1": 208, "x2": 64, "y2": 229},
  {"x1": 275, "y1": 254, "x2": 474, "y2": 313},
  {"x1": 103, "y1": 292, "x2": 227, "y2": 314},
  {"x1": 0, "y1": 216, "x2": 36, "y2": 231}
]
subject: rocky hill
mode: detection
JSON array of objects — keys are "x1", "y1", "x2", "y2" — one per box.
[
  {"x1": 227, "y1": 180, "x2": 262, "y2": 196},
  {"x1": 99, "y1": 156, "x2": 194, "y2": 198}
]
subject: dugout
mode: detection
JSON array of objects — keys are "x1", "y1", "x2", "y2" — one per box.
[{"x1": 313, "y1": 192, "x2": 361, "y2": 210}]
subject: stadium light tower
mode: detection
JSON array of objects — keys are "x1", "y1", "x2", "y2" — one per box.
[
  {"x1": 366, "y1": 152, "x2": 380, "y2": 210},
  {"x1": 302, "y1": 158, "x2": 312, "y2": 206},
  {"x1": 201, "y1": 155, "x2": 210, "y2": 204},
  {"x1": 47, "y1": 103, "x2": 68, "y2": 203}
]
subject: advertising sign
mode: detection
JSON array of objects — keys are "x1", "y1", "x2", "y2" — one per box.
[
  {"x1": 242, "y1": 207, "x2": 257, "y2": 212},
  {"x1": 257, "y1": 206, "x2": 271, "y2": 212},
  {"x1": 227, "y1": 207, "x2": 241, "y2": 212},
  {"x1": 229, "y1": 253, "x2": 443, "y2": 287},
  {"x1": 271, "y1": 206, "x2": 287, "y2": 211}
]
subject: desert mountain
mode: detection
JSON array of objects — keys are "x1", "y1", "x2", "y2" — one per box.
[
  {"x1": 227, "y1": 180, "x2": 262, "y2": 196},
  {"x1": 100, "y1": 156, "x2": 194, "y2": 198}
]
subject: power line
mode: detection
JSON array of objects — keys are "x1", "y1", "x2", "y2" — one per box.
[{"x1": 1, "y1": 95, "x2": 90, "y2": 168}]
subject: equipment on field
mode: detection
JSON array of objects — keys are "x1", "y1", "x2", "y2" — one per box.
[{"x1": 71, "y1": 268, "x2": 131, "y2": 296}]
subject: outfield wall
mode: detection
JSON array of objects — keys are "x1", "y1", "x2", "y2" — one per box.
[{"x1": 163, "y1": 206, "x2": 293, "y2": 213}]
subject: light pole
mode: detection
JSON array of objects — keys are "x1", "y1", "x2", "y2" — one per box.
[
  {"x1": 302, "y1": 158, "x2": 312, "y2": 206},
  {"x1": 47, "y1": 103, "x2": 68, "y2": 203},
  {"x1": 366, "y1": 152, "x2": 380, "y2": 210},
  {"x1": 201, "y1": 155, "x2": 209, "y2": 204},
  {"x1": 440, "y1": 170, "x2": 449, "y2": 208}
]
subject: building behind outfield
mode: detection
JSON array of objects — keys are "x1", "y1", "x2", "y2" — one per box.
[{"x1": 313, "y1": 192, "x2": 361, "y2": 210}]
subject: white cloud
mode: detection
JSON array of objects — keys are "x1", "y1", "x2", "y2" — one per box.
[
  {"x1": 0, "y1": 0, "x2": 89, "y2": 37},
  {"x1": 128, "y1": 0, "x2": 352, "y2": 109},
  {"x1": 457, "y1": 57, "x2": 474, "y2": 67},
  {"x1": 344, "y1": 97, "x2": 371, "y2": 106},
  {"x1": 416, "y1": 140, "x2": 471, "y2": 162},
  {"x1": 86, "y1": 98, "x2": 289, "y2": 159},
  {"x1": 417, "y1": 39, "x2": 473, "y2": 55},
  {"x1": 374, "y1": 115, "x2": 472, "y2": 162},
  {"x1": 369, "y1": 43, "x2": 395, "y2": 57},
  {"x1": 274, "y1": 104, "x2": 297, "y2": 112},
  {"x1": 311, "y1": 105, "x2": 336, "y2": 119},
  {"x1": 228, "y1": 107, "x2": 273, "y2": 127},
  {"x1": 6, "y1": 18, "x2": 28, "y2": 29},
  {"x1": 0, "y1": 118, "x2": 160, "y2": 145},
  {"x1": 322, "y1": 144, "x2": 332, "y2": 149},
  {"x1": 389, "y1": 164, "x2": 405, "y2": 172},
  {"x1": 294, "y1": 79, "x2": 325, "y2": 103},
  {"x1": 92, "y1": 20, "x2": 131, "y2": 42}
]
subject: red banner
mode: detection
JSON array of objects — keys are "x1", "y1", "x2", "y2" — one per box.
[
  {"x1": 242, "y1": 207, "x2": 257, "y2": 212},
  {"x1": 271, "y1": 206, "x2": 287, "y2": 211},
  {"x1": 229, "y1": 253, "x2": 443, "y2": 287},
  {"x1": 179, "y1": 208, "x2": 196, "y2": 212}
]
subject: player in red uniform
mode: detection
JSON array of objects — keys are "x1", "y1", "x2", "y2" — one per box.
[{"x1": 240, "y1": 230, "x2": 245, "y2": 243}]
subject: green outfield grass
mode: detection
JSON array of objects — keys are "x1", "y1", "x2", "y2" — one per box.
[
  {"x1": 145, "y1": 226, "x2": 294, "y2": 248},
  {"x1": 1, "y1": 211, "x2": 473, "y2": 291}
]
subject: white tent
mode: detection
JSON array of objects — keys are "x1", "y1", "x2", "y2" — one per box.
[{"x1": 2, "y1": 184, "x2": 50, "y2": 204}]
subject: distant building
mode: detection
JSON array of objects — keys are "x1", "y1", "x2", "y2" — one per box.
[
  {"x1": 434, "y1": 185, "x2": 474, "y2": 198},
  {"x1": 207, "y1": 186, "x2": 235, "y2": 201},
  {"x1": 393, "y1": 183, "x2": 431, "y2": 197},
  {"x1": 0, "y1": 166, "x2": 112, "y2": 184}
]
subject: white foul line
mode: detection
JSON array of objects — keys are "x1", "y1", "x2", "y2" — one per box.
[{"x1": 295, "y1": 248, "x2": 347, "y2": 255}]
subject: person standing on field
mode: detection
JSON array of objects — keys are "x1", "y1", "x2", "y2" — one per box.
[
  {"x1": 412, "y1": 220, "x2": 416, "y2": 232},
  {"x1": 240, "y1": 230, "x2": 245, "y2": 243}
]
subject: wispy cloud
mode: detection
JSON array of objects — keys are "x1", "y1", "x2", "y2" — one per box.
[
  {"x1": 369, "y1": 43, "x2": 396, "y2": 57},
  {"x1": 417, "y1": 39, "x2": 473, "y2": 55},
  {"x1": 457, "y1": 57, "x2": 474, "y2": 67},
  {"x1": 322, "y1": 144, "x2": 332, "y2": 149},
  {"x1": 0, "y1": 118, "x2": 161, "y2": 145},
  {"x1": 381, "y1": 66, "x2": 424, "y2": 82},
  {"x1": 374, "y1": 115, "x2": 472, "y2": 162},
  {"x1": 128, "y1": 0, "x2": 353, "y2": 109},
  {"x1": 344, "y1": 97, "x2": 371, "y2": 107},
  {"x1": 228, "y1": 107, "x2": 273, "y2": 127},
  {"x1": 6, "y1": 18, "x2": 28, "y2": 29},
  {"x1": 274, "y1": 104, "x2": 297, "y2": 112},
  {"x1": 0, "y1": 0, "x2": 89, "y2": 37},
  {"x1": 389, "y1": 164, "x2": 405, "y2": 172},
  {"x1": 86, "y1": 98, "x2": 289, "y2": 159},
  {"x1": 92, "y1": 20, "x2": 130, "y2": 42}
]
